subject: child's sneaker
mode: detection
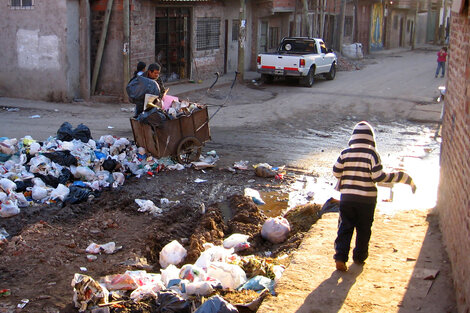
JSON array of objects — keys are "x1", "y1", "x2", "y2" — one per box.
[{"x1": 335, "y1": 260, "x2": 347, "y2": 271}]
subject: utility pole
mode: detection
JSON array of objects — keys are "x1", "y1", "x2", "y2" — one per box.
[
  {"x1": 434, "y1": 0, "x2": 442, "y2": 44},
  {"x1": 123, "y1": 0, "x2": 130, "y2": 98},
  {"x1": 337, "y1": 0, "x2": 346, "y2": 52},
  {"x1": 301, "y1": 0, "x2": 310, "y2": 36},
  {"x1": 412, "y1": 1, "x2": 419, "y2": 50},
  {"x1": 237, "y1": 0, "x2": 246, "y2": 83}
]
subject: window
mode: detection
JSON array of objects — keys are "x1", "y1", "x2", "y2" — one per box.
[
  {"x1": 232, "y1": 20, "x2": 239, "y2": 41},
  {"x1": 10, "y1": 0, "x2": 33, "y2": 9},
  {"x1": 393, "y1": 15, "x2": 399, "y2": 30},
  {"x1": 344, "y1": 16, "x2": 353, "y2": 37},
  {"x1": 196, "y1": 18, "x2": 220, "y2": 50},
  {"x1": 269, "y1": 27, "x2": 279, "y2": 49}
]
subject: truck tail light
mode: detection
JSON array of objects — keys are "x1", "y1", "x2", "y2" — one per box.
[
  {"x1": 257, "y1": 56, "x2": 261, "y2": 65},
  {"x1": 299, "y1": 58, "x2": 306, "y2": 68}
]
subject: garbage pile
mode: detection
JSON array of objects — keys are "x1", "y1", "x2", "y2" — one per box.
[
  {"x1": 0, "y1": 122, "x2": 207, "y2": 218},
  {"x1": 71, "y1": 232, "x2": 289, "y2": 313},
  {"x1": 137, "y1": 94, "x2": 206, "y2": 124}
]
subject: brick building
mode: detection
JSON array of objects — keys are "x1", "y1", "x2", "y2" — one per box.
[{"x1": 437, "y1": 1, "x2": 470, "y2": 312}]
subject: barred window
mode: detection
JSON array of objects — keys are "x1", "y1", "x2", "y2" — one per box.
[
  {"x1": 232, "y1": 20, "x2": 239, "y2": 41},
  {"x1": 197, "y1": 18, "x2": 220, "y2": 50},
  {"x1": 10, "y1": 0, "x2": 33, "y2": 9}
]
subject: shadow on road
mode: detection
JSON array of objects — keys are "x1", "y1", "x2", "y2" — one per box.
[{"x1": 295, "y1": 264, "x2": 364, "y2": 313}]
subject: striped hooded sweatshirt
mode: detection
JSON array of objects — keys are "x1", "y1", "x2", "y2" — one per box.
[{"x1": 333, "y1": 121, "x2": 416, "y2": 204}]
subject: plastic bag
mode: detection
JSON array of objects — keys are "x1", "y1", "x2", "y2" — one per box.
[
  {"x1": 135, "y1": 199, "x2": 162, "y2": 216},
  {"x1": 159, "y1": 240, "x2": 187, "y2": 269},
  {"x1": 112, "y1": 172, "x2": 125, "y2": 188},
  {"x1": 71, "y1": 274, "x2": 109, "y2": 312},
  {"x1": 185, "y1": 281, "x2": 214, "y2": 296},
  {"x1": 244, "y1": 188, "x2": 265, "y2": 205},
  {"x1": 0, "y1": 200, "x2": 20, "y2": 217},
  {"x1": 57, "y1": 122, "x2": 92, "y2": 143},
  {"x1": 223, "y1": 233, "x2": 250, "y2": 252},
  {"x1": 155, "y1": 291, "x2": 191, "y2": 313},
  {"x1": 179, "y1": 264, "x2": 206, "y2": 282},
  {"x1": 10, "y1": 192, "x2": 29, "y2": 207},
  {"x1": 0, "y1": 192, "x2": 7, "y2": 202},
  {"x1": 0, "y1": 178, "x2": 16, "y2": 194},
  {"x1": 42, "y1": 150, "x2": 78, "y2": 166},
  {"x1": 161, "y1": 264, "x2": 180, "y2": 287},
  {"x1": 65, "y1": 186, "x2": 92, "y2": 204},
  {"x1": 195, "y1": 244, "x2": 234, "y2": 270},
  {"x1": 99, "y1": 272, "x2": 139, "y2": 290},
  {"x1": 31, "y1": 185, "x2": 49, "y2": 201},
  {"x1": 74, "y1": 166, "x2": 96, "y2": 181},
  {"x1": 50, "y1": 184, "x2": 70, "y2": 201},
  {"x1": 86, "y1": 242, "x2": 118, "y2": 254},
  {"x1": 261, "y1": 217, "x2": 291, "y2": 244},
  {"x1": 239, "y1": 275, "x2": 275, "y2": 294},
  {"x1": 207, "y1": 262, "x2": 247, "y2": 289},
  {"x1": 130, "y1": 285, "x2": 158, "y2": 302},
  {"x1": 193, "y1": 295, "x2": 238, "y2": 313}
]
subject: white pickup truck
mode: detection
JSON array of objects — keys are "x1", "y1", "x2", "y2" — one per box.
[{"x1": 256, "y1": 37, "x2": 337, "y2": 87}]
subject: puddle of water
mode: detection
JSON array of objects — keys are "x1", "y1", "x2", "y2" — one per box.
[
  {"x1": 258, "y1": 191, "x2": 289, "y2": 217},
  {"x1": 219, "y1": 201, "x2": 233, "y2": 223}
]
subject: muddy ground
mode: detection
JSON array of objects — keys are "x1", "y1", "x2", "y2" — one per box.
[{"x1": 0, "y1": 49, "x2": 453, "y2": 312}]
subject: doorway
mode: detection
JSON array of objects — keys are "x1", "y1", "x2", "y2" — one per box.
[{"x1": 155, "y1": 8, "x2": 190, "y2": 82}]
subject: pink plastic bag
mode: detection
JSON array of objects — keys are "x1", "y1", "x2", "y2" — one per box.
[{"x1": 162, "y1": 95, "x2": 179, "y2": 111}]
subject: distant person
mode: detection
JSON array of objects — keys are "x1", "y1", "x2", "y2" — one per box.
[
  {"x1": 435, "y1": 47, "x2": 448, "y2": 78},
  {"x1": 134, "y1": 61, "x2": 146, "y2": 78},
  {"x1": 332, "y1": 121, "x2": 417, "y2": 272}
]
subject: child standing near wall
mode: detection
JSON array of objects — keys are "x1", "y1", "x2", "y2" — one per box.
[{"x1": 435, "y1": 47, "x2": 448, "y2": 78}]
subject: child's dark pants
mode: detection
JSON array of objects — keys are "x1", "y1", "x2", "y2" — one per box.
[{"x1": 334, "y1": 200, "x2": 376, "y2": 263}]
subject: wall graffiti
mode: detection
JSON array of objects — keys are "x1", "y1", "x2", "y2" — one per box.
[{"x1": 371, "y1": 3, "x2": 384, "y2": 50}]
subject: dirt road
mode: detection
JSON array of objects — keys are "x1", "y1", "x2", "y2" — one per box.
[{"x1": 0, "y1": 46, "x2": 456, "y2": 313}]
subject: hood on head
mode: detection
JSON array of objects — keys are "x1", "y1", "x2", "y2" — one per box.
[{"x1": 348, "y1": 121, "x2": 376, "y2": 147}]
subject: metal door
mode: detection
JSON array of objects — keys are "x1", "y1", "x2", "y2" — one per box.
[{"x1": 155, "y1": 8, "x2": 190, "y2": 82}]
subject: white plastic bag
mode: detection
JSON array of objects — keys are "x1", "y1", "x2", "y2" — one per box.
[
  {"x1": 0, "y1": 200, "x2": 20, "y2": 217},
  {"x1": 29, "y1": 142, "x2": 41, "y2": 155},
  {"x1": 207, "y1": 262, "x2": 247, "y2": 289},
  {"x1": 195, "y1": 244, "x2": 234, "y2": 270},
  {"x1": 159, "y1": 240, "x2": 187, "y2": 269},
  {"x1": 31, "y1": 185, "x2": 49, "y2": 201},
  {"x1": 10, "y1": 192, "x2": 29, "y2": 207},
  {"x1": 185, "y1": 281, "x2": 214, "y2": 296},
  {"x1": 75, "y1": 166, "x2": 96, "y2": 181},
  {"x1": 0, "y1": 178, "x2": 16, "y2": 194},
  {"x1": 135, "y1": 199, "x2": 162, "y2": 216},
  {"x1": 244, "y1": 188, "x2": 265, "y2": 205},
  {"x1": 0, "y1": 192, "x2": 8, "y2": 202},
  {"x1": 161, "y1": 264, "x2": 180, "y2": 287},
  {"x1": 112, "y1": 172, "x2": 125, "y2": 188},
  {"x1": 223, "y1": 233, "x2": 250, "y2": 251},
  {"x1": 86, "y1": 242, "x2": 118, "y2": 254},
  {"x1": 179, "y1": 264, "x2": 206, "y2": 282},
  {"x1": 261, "y1": 217, "x2": 291, "y2": 244},
  {"x1": 50, "y1": 184, "x2": 70, "y2": 201}
]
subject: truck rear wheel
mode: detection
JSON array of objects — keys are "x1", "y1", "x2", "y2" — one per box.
[
  {"x1": 261, "y1": 74, "x2": 274, "y2": 84},
  {"x1": 300, "y1": 67, "x2": 315, "y2": 87}
]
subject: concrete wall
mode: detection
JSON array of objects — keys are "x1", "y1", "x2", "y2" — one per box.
[
  {"x1": 191, "y1": 3, "x2": 225, "y2": 80},
  {"x1": 437, "y1": 8, "x2": 470, "y2": 313},
  {"x1": 0, "y1": 0, "x2": 72, "y2": 101}
]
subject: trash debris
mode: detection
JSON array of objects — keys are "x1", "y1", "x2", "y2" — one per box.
[
  {"x1": 207, "y1": 262, "x2": 247, "y2": 289},
  {"x1": 239, "y1": 275, "x2": 275, "y2": 295},
  {"x1": 29, "y1": 115, "x2": 41, "y2": 119},
  {"x1": 194, "y1": 178, "x2": 207, "y2": 183},
  {"x1": 0, "y1": 289, "x2": 11, "y2": 297},
  {"x1": 223, "y1": 233, "x2": 250, "y2": 252},
  {"x1": 71, "y1": 274, "x2": 109, "y2": 312},
  {"x1": 194, "y1": 295, "x2": 238, "y2": 313},
  {"x1": 80, "y1": 267, "x2": 88, "y2": 272},
  {"x1": 159, "y1": 240, "x2": 187, "y2": 269},
  {"x1": 17, "y1": 299, "x2": 29, "y2": 309},
  {"x1": 261, "y1": 217, "x2": 291, "y2": 244},
  {"x1": 244, "y1": 188, "x2": 265, "y2": 205},
  {"x1": 134, "y1": 199, "x2": 162, "y2": 216},
  {"x1": 86, "y1": 242, "x2": 120, "y2": 254},
  {"x1": 233, "y1": 160, "x2": 249, "y2": 170}
]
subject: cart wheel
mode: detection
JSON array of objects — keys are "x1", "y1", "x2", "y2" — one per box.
[{"x1": 177, "y1": 136, "x2": 202, "y2": 164}]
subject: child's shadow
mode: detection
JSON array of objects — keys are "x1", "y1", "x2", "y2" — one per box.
[{"x1": 295, "y1": 263, "x2": 364, "y2": 313}]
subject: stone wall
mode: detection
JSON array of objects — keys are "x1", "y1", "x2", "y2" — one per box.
[{"x1": 437, "y1": 7, "x2": 470, "y2": 313}]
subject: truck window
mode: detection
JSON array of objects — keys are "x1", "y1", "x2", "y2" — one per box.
[
  {"x1": 320, "y1": 42, "x2": 327, "y2": 54},
  {"x1": 280, "y1": 40, "x2": 318, "y2": 54}
]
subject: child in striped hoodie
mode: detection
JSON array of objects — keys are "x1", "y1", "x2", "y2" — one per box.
[{"x1": 332, "y1": 121, "x2": 416, "y2": 271}]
